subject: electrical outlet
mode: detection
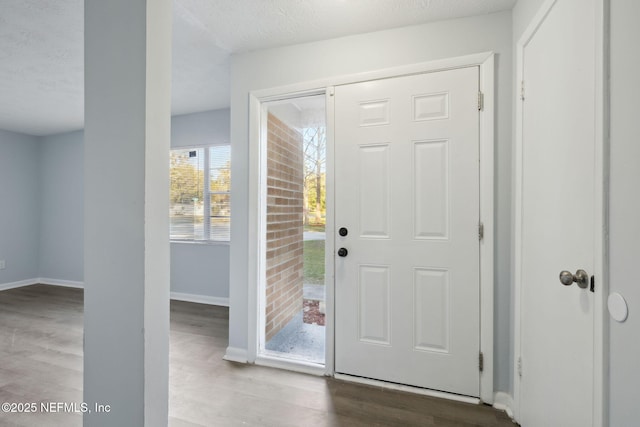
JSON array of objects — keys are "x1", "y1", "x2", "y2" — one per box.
[{"x1": 0, "y1": 260, "x2": 5, "y2": 270}]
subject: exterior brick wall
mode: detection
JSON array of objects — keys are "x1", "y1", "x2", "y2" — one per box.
[{"x1": 265, "y1": 113, "x2": 304, "y2": 342}]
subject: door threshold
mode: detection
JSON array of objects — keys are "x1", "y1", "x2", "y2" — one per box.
[
  {"x1": 255, "y1": 354, "x2": 327, "y2": 376},
  {"x1": 333, "y1": 373, "x2": 480, "y2": 405}
]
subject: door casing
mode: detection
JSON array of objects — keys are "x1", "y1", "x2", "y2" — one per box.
[
  {"x1": 513, "y1": 0, "x2": 608, "y2": 423},
  {"x1": 247, "y1": 52, "x2": 496, "y2": 404}
]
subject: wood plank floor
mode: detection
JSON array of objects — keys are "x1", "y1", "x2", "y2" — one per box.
[{"x1": 0, "y1": 285, "x2": 515, "y2": 426}]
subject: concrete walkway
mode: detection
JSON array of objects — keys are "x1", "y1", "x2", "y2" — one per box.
[
  {"x1": 303, "y1": 283, "x2": 324, "y2": 301},
  {"x1": 265, "y1": 311, "x2": 325, "y2": 364},
  {"x1": 303, "y1": 231, "x2": 326, "y2": 241}
]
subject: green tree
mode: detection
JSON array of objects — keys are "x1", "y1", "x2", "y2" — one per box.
[
  {"x1": 170, "y1": 150, "x2": 203, "y2": 206},
  {"x1": 210, "y1": 160, "x2": 231, "y2": 217},
  {"x1": 303, "y1": 127, "x2": 326, "y2": 225}
]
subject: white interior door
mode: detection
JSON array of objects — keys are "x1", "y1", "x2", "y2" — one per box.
[
  {"x1": 517, "y1": 0, "x2": 596, "y2": 425},
  {"x1": 334, "y1": 67, "x2": 481, "y2": 396}
]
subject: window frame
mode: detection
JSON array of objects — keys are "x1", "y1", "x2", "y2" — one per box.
[{"x1": 169, "y1": 143, "x2": 231, "y2": 244}]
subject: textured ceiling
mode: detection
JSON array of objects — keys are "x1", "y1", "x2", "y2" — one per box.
[{"x1": 0, "y1": 0, "x2": 516, "y2": 136}]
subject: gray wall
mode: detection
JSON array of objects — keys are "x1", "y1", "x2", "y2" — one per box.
[
  {"x1": 511, "y1": 0, "x2": 546, "y2": 45},
  {"x1": 170, "y1": 109, "x2": 231, "y2": 300},
  {"x1": 0, "y1": 130, "x2": 40, "y2": 285},
  {"x1": 83, "y1": 0, "x2": 171, "y2": 420},
  {"x1": 1, "y1": 109, "x2": 230, "y2": 300},
  {"x1": 228, "y1": 11, "x2": 513, "y2": 392},
  {"x1": 609, "y1": 0, "x2": 640, "y2": 424},
  {"x1": 510, "y1": 0, "x2": 545, "y2": 405},
  {"x1": 39, "y1": 130, "x2": 84, "y2": 282}
]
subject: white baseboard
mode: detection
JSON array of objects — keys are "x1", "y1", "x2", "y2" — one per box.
[
  {"x1": 223, "y1": 346, "x2": 249, "y2": 363},
  {"x1": 334, "y1": 373, "x2": 481, "y2": 405},
  {"x1": 38, "y1": 277, "x2": 85, "y2": 289},
  {"x1": 0, "y1": 279, "x2": 229, "y2": 308},
  {"x1": 0, "y1": 278, "x2": 85, "y2": 291},
  {"x1": 170, "y1": 292, "x2": 229, "y2": 307},
  {"x1": 493, "y1": 391, "x2": 514, "y2": 419},
  {"x1": 255, "y1": 355, "x2": 325, "y2": 376},
  {"x1": 0, "y1": 278, "x2": 39, "y2": 291}
]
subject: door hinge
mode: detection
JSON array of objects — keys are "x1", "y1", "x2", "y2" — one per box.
[
  {"x1": 479, "y1": 351, "x2": 484, "y2": 372},
  {"x1": 478, "y1": 92, "x2": 484, "y2": 111},
  {"x1": 517, "y1": 356, "x2": 523, "y2": 378},
  {"x1": 520, "y1": 80, "x2": 525, "y2": 101},
  {"x1": 478, "y1": 222, "x2": 484, "y2": 241}
]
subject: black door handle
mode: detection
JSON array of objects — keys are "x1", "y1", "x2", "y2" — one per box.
[{"x1": 338, "y1": 248, "x2": 348, "y2": 257}]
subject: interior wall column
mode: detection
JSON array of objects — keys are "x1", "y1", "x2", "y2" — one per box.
[{"x1": 83, "y1": 0, "x2": 171, "y2": 425}]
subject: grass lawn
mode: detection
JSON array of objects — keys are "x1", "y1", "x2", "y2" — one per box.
[
  {"x1": 303, "y1": 240, "x2": 325, "y2": 285},
  {"x1": 304, "y1": 224, "x2": 325, "y2": 233}
]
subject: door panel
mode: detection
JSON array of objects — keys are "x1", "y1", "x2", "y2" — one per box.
[
  {"x1": 358, "y1": 144, "x2": 391, "y2": 238},
  {"x1": 519, "y1": 0, "x2": 595, "y2": 425},
  {"x1": 413, "y1": 268, "x2": 449, "y2": 352},
  {"x1": 334, "y1": 67, "x2": 480, "y2": 396},
  {"x1": 358, "y1": 265, "x2": 391, "y2": 344},
  {"x1": 414, "y1": 139, "x2": 449, "y2": 239}
]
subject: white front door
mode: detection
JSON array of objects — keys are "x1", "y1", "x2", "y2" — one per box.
[
  {"x1": 517, "y1": 0, "x2": 597, "y2": 425},
  {"x1": 334, "y1": 67, "x2": 481, "y2": 396}
]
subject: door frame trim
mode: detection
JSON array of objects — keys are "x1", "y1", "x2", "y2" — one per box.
[
  {"x1": 247, "y1": 51, "x2": 496, "y2": 403},
  {"x1": 513, "y1": 0, "x2": 608, "y2": 424},
  {"x1": 334, "y1": 373, "x2": 481, "y2": 405}
]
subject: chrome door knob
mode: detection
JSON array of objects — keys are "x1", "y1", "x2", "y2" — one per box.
[
  {"x1": 559, "y1": 269, "x2": 589, "y2": 289},
  {"x1": 559, "y1": 271, "x2": 574, "y2": 286}
]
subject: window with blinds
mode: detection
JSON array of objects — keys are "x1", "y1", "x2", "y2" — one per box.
[{"x1": 169, "y1": 145, "x2": 231, "y2": 242}]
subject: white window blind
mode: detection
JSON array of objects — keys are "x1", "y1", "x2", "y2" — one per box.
[{"x1": 169, "y1": 145, "x2": 230, "y2": 241}]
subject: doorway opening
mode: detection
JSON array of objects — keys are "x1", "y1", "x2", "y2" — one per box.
[{"x1": 259, "y1": 94, "x2": 327, "y2": 365}]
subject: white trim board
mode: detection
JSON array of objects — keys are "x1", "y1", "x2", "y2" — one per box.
[
  {"x1": 222, "y1": 346, "x2": 249, "y2": 363},
  {"x1": 38, "y1": 278, "x2": 84, "y2": 289},
  {"x1": 478, "y1": 52, "x2": 496, "y2": 406},
  {"x1": 169, "y1": 292, "x2": 229, "y2": 307},
  {"x1": 255, "y1": 355, "x2": 326, "y2": 377},
  {"x1": 0, "y1": 278, "x2": 84, "y2": 291},
  {"x1": 323, "y1": 87, "x2": 336, "y2": 377},
  {"x1": 0, "y1": 278, "x2": 40, "y2": 292},
  {"x1": 248, "y1": 52, "x2": 494, "y2": 102},
  {"x1": 493, "y1": 391, "x2": 514, "y2": 420},
  {"x1": 334, "y1": 374, "x2": 480, "y2": 405},
  {"x1": 242, "y1": 52, "x2": 496, "y2": 403},
  {"x1": 592, "y1": 1, "x2": 609, "y2": 424},
  {"x1": 513, "y1": 0, "x2": 607, "y2": 424},
  {"x1": 0, "y1": 279, "x2": 229, "y2": 307}
]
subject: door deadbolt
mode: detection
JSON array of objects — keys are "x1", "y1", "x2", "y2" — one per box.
[
  {"x1": 338, "y1": 227, "x2": 348, "y2": 237},
  {"x1": 337, "y1": 248, "x2": 348, "y2": 257},
  {"x1": 559, "y1": 269, "x2": 589, "y2": 289}
]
